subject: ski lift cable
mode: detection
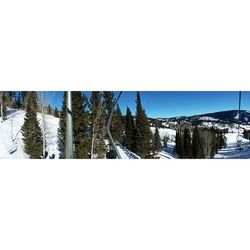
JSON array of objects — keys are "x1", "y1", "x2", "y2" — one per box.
[{"x1": 107, "y1": 91, "x2": 123, "y2": 159}]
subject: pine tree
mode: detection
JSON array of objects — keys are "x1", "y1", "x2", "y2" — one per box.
[
  {"x1": 153, "y1": 122, "x2": 162, "y2": 154},
  {"x1": 21, "y1": 91, "x2": 28, "y2": 110},
  {"x1": 71, "y1": 92, "x2": 90, "y2": 159},
  {"x1": 103, "y1": 91, "x2": 115, "y2": 118},
  {"x1": 210, "y1": 128, "x2": 217, "y2": 158},
  {"x1": 183, "y1": 127, "x2": 192, "y2": 158},
  {"x1": 58, "y1": 92, "x2": 91, "y2": 159},
  {"x1": 124, "y1": 107, "x2": 136, "y2": 151},
  {"x1": 134, "y1": 92, "x2": 153, "y2": 158},
  {"x1": 54, "y1": 107, "x2": 60, "y2": 118},
  {"x1": 103, "y1": 91, "x2": 116, "y2": 137},
  {"x1": 163, "y1": 135, "x2": 168, "y2": 148},
  {"x1": 111, "y1": 105, "x2": 124, "y2": 142},
  {"x1": 58, "y1": 92, "x2": 67, "y2": 158},
  {"x1": 21, "y1": 92, "x2": 43, "y2": 159},
  {"x1": 90, "y1": 91, "x2": 106, "y2": 158},
  {"x1": 192, "y1": 126, "x2": 204, "y2": 159},
  {"x1": 47, "y1": 104, "x2": 52, "y2": 115},
  {"x1": 175, "y1": 129, "x2": 184, "y2": 158}
]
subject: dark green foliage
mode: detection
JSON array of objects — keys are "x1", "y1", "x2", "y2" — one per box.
[
  {"x1": 47, "y1": 104, "x2": 52, "y2": 115},
  {"x1": 243, "y1": 129, "x2": 250, "y2": 140},
  {"x1": 103, "y1": 91, "x2": 115, "y2": 118},
  {"x1": 58, "y1": 91, "x2": 90, "y2": 159},
  {"x1": 21, "y1": 91, "x2": 28, "y2": 110},
  {"x1": 175, "y1": 129, "x2": 184, "y2": 158},
  {"x1": 71, "y1": 92, "x2": 90, "y2": 159},
  {"x1": 1, "y1": 92, "x2": 7, "y2": 120},
  {"x1": 176, "y1": 126, "x2": 226, "y2": 159},
  {"x1": 111, "y1": 105, "x2": 124, "y2": 142},
  {"x1": 153, "y1": 123, "x2": 162, "y2": 154},
  {"x1": 134, "y1": 92, "x2": 153, "y2": 158},
  {"x1": 58, "y1": 92, "x2": 66, "y2": 158},
  {"x1": 192, "y1": 126, "x2": 205, "y2": 159},
  {"x1": 54, "y1": 107, "x2": 60, "y2": 118},
  {"x1": 21, "y1": 92, "x2": 43, "y2": 159},
  {"x1": 124, "y1": 107, "x2": 136, "y2": 151},
  {"x1": 183, "y1": 127, "x2": 192, "y2": 158},
  {"x1": 163, "y1": 136, "x2": 168, "y2": 148},
  {"x1": 90, "y1": 91, "x2": 106, "y2": 158}
]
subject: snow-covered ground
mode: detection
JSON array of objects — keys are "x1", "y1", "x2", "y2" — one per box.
[
  {"x1": 157, "y1": 141, "x2": 177, "y2": 159},
  {"x1": 116, "y1": 142, "x2": 140, "y2": 159},
  {"x1": 150, "y1": 127, "x2": 177, "y2": 159},
  {"x1": 0, "y1": 109, "x2": 59, "y2": 159},
  {"x1": 151, "y1": 127, "x2": 176, "y2": 142},
  {"x1": 215, "y1": 133, "x2": 250, "y2": 159}
]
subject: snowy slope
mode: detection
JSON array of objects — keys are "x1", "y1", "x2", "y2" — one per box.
[
  {"x1": 215, "y1": 133, "x2": 250, "y2": 159},
  {"x1": 0, "y1": 109, "x2": 59, "y2": 159},
  {"x1": 150, "y1": 127, "x2": 176, "y2": 142}
]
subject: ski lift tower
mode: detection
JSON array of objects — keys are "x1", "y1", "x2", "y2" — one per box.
[
  {"x1": 66, "y1": 91, "x2": 73, "y2": 158},
  {"x1": 236, "y1": 91, "x2": 242, "y2": 150}
]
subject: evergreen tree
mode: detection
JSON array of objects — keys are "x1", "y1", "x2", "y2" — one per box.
[
  {"x1": 103, "y1": 91, "x2": 115, "y2": 118},
  {"x1": 47, "y1": 104, "x2": 52, "y2": 115},
  {"x1": 90, "y1": 91, "x2": 106, "y2": 158},
  {"x1": 163, "y1": 135, "x2": 168, "y2": 148},
  {"x1": 124, "y1": 107, "x2": 136, "y2": 151},
  {"x1": 134, "y1": 92, "x2": 153, "y2": 158},
  {"x1": 58, "y1": 92, "x2": 91, "y2": 159},
  {"x1": 71, "y1": 92, "x2": 90, "y2": 158},
  {"x1": 54, "y1": 107, "x2": 60, "y2": 118},
  {"x1": 103, "y1": 91, "x2": 116, "y2": 137},
  {"x1": 153, "y1": 122, "x2": 162, "y2": 154},
  {"x1": 111, "y1": 105, "x2": 124, "y2": 142},
  {"x1": 175, "y1": 129, "x2": 184, "y2": 158},
  {"x1": 7, "y1": 91, "x2": 15, "y2": 107},
  {"x1": 210, "y1": 128, "x2": 217, "y2": 158},
  {"x1": 58, "y1": 92, "x2": 67, "y2": 158},
  {"x1": 21, "y1": 91, "x2": 28, "y2": 110},
  {"x1": 183, "y1": 127, "x2": 192, "y2": 158},
  {"x1": 21, "y1": 92, "x2": 43, "y2": 158},
  {"x1": 192, "y1": 126, "x2": 205, "y2": 159}
]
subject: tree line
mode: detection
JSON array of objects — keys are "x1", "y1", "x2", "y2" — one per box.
[
  {"x1": 175, "y1": 126, "x2": 227, "y2": 159},
  {"x1": 0, "y1": 91, "x2": 60, "y2": 120},
  {"x1": 58, "y1": 91, "x2": 161, "y2": 159}
]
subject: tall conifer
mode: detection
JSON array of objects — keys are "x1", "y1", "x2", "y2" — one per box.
[{"x1": 21, "y1": 92, "x2": 43, "y2": 158}]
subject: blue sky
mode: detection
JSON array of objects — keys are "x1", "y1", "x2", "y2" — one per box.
[{"x1": 46, "y1": 91, "x2": 250, "y2": 118}]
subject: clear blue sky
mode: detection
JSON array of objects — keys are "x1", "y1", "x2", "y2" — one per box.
[{"x1": 47, "y1": 91, "x2": 250, "y2": 118}]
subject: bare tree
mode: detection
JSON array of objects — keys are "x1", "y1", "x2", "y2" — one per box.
[{"x1": 37, "y1": 91, "x2": 51, "y2": 158}]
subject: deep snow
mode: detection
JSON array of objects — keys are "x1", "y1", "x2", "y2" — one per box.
[{"x1": 0, "y1": 109, "x2": 60, "y2": 159}]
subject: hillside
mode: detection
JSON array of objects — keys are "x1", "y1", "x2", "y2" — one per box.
[{"x1": 0, "y1": 109, "x2": 60, "y2": 159}]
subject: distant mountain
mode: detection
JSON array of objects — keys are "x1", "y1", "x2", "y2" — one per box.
[
  {"x1": 148, "y1": 110, "x2": 250, "y2": 127},
  {"x1": 169, "y1": 110, "x2": 250, "y2": 124}
]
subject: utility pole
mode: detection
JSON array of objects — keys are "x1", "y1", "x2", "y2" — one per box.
[{"x1": 66, "y1": 91, "x2": 73, "y2": 159}]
